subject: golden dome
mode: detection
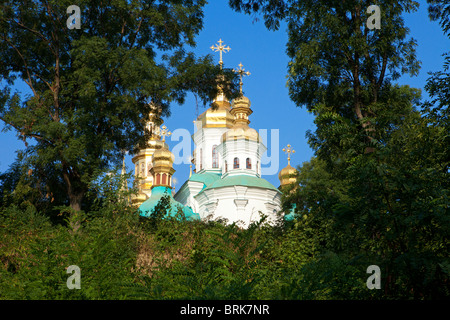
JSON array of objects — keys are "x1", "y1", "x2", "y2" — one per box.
[
  {"x1": 147, "y1": 139, "x2": 167, "y2": 149},
  {"x1": 152, "y1": 146, "x2": 175, "y2": 165},
  {"x1": 221, "y1": 123, "x2": 260, "y2": 142},
  {"x1": 150, "y1": 145, "x2": 176, "y2": 188},
  {"x1": 197, "y1": 101, "x2": 235, "y2": 129},
  {"x1": 232, "y1": 94, "x2": 251, "y2": 108},
  {"x1": 222, "y1": 94, "x2": 260, "y2": 142},
  {"x1": 278, "y1": 164, "x2": 298, "y2": 186}
]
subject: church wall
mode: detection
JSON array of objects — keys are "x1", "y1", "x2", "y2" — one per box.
[
  {"x1": 218, "y1": 139, "x2": 265, "y2": 177},
  {"x1": 194, "y1": 186, "x2": 281, "y2": 228}
]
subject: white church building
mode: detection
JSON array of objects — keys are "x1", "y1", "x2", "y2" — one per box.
[
  {"x1": 131, "y1": 40, "x2": 297, "y2": 228},
  {"x1": 173, "y1": 64, "x2": 282, "y2": 227}
]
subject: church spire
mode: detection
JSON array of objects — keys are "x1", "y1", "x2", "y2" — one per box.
[
  {"x1": 222, "y1": 63, "x2": 260, "y2": 143},
  {"x1": 279, "y1": 144, "x2": 298, "y2": 187},
  {"x1": 230, "y1": 62, "x2": 252, "y2": 126},
  {"x1": 150, "y1": 124, "x2": 175, "y2": 189},
  {"x1": 210, "y1": 39, "x2": 232, "y2": 105}
]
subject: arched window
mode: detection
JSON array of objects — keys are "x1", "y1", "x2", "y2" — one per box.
[
  {"x1": 246, "y1": 158, "x2": 251, "y2": 169},
  {"x1": 256, "y1": 161, "x2": 259, "y2": 175},
  {"x1": 141, "y1": 163, "x2": 145, "y2": 176},
  {"x1": 233, "y1": 157, "x2": 239, "y2": 169},
  {"x1": 224, "y1": 160, "x2": 228, "y2": 173},
  {"x1": 155, "y1": 173, "x2": 160, "y2": 185},
  {"x1": 162, "y1": 173, "x2": 167, "y2": 185},
  {"x1": 212, "y1": 145, "x2": 218, "y2": 168},
  {"x1": 199, "y1": 148, "x2": 203, "y2": 170}
]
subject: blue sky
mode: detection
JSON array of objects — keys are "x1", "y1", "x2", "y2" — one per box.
[{"x1": 1, "y1": 1, "x2": 449, "y2": 192}]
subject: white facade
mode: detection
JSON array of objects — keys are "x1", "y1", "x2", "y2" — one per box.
[{"x1": 194, "y1": 184, "x2": 281, "y2": 227}]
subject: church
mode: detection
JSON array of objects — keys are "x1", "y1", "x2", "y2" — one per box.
[{"x1": 130, "y1": 39, "x2": 297, "y2": 227}]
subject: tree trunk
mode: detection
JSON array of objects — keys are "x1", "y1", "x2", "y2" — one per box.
[
  {"x1": 68, "y1": 191, "x2": 84, "y2": 212},
  {"x1": 62, "y1": 167, "x2": 85, "y2": 212}
]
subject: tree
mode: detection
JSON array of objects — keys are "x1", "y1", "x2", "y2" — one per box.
[
  {"x1": 230, "y1": 0, "x2": 449, "y2": 298},
  {"x1": 230, "y1": 0, "x2": 421, "y2": 156},
  {"x1": 424, "y1": 0, "x2": 450, "y2": 134},
  {"x1": 0, "y1": 0, "x2": 238, "y2": 211}
]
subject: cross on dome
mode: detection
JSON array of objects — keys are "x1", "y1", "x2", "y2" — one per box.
[
  {"x1": 282, "y1": 144, "x2": 295, "y2": 165},
  {"x1": 210, "y1": 38, "x2": 231, "y2": 69},
  {"x1": 159, "y1": 125, "x2": 172, "y2": 142},
  {"x1": 233, "y1": 62, "x2": 251, "y2": 93}
]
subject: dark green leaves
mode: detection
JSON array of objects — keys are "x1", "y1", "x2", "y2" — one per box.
[{"x1": 0, "y1": 0, "x2": 228, "y2": 211}]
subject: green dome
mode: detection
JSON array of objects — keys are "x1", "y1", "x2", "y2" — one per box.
[
  {"x1": 200, "y1": 175, "x2": 280, "y2": 194},
  {"x1": 188, "y1": 172, "x2": 221, "y2": 188},
  {"x1": 139, "y1": 186, "x2": 200, "y2": 221}
]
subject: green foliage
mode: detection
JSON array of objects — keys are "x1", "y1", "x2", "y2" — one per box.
[
  {"x1": 229, "y1": 0, "x2": 449, "y2": 299},
  {"x1": 0, "y1": 0, "x2": 239, "y2": 211},
  {"x1": 0, "y1": 0, "x2": 448, "y2": 301},
  {"x1": 0, "y1": 200, "x2": 140, "y2": 299}
]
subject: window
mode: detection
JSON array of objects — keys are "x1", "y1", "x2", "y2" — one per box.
[
  {"x1": 199, "y1": 148, "x2": 203, "y2": 170},
  {"x1": 256, "y1": 161, "x2": 259, "y2": 175},
  {"x1": 225, "y1": 160, "x2": 228, "y2": 172},
  {"x1": 233, "y1": 157, "x2": 239, "y2": 169},
  {"x1": 162, "y1": 173, "x2": 167, "y2": 185},
  {"x1": 246, "y1": 158, "x2": 251, "y2": 169},
  {"x1": 155, "y1": 173, "x2": 160, "y2": 185},
  {"x1": 212, "y1": 145, "x2": 218, "y2": 168}
]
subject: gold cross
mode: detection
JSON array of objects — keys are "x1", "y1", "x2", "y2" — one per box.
[
  {"x1": 210, "y1": 39, "x2": 231, "y2": 69},
  {"x1": 282, "y1": 144, "x2": 295, "y2": 165},
  {"x1": 233, "y1": 62, "x2": 251, "y2": 93},
  {"x1": 159, "y1": 125, "x2": 172, "y2": 142}
]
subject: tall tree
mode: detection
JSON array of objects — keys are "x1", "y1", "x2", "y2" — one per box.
[
  {"x1": 0, "y1": 0, "x2": 237, "y2": 211},
  {"x1": 229, "y1": 0, "x2": 421, "y2": 157},
  {"x1": 230, "y1": 0, "x2": 449, "y2": 298}
]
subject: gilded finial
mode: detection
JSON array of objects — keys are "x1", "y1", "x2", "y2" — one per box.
[
  {"x1": 159, "y1": 125, "x2": 172, "y2": 142},
  {"x1": 210, "y1": 39, "x2": 231, "y2": 69},
  {"x1": 233, "y1": 62, "x2": 251, "y2": 93},
  {"x1": 282, "y1": 144, "x2": 295, "y2": 165}
]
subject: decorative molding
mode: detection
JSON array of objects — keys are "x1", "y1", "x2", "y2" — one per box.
[{"x1": 234, "y1": 199, "x2": 248, "y2": 210}]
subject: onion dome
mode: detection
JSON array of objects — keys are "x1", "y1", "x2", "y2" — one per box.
[
  {"x1": 152, "y1": 146, "x2": 175, "y2": 166},
  {"x1": 278, "y1": 164, "x2": 298, "y2": 186},
  {"x1": 221, "y1": 93, "x2": 261, "y2": 143},
  {"x1": 150, "y1": 145, "x2": 175, "y2": 188},
  {"x1": 279, "y1": 144, "x2": 298, "y2": 187},
  {"x1": 197, "y1": 100, "x2": 235, "y2": 129}
]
